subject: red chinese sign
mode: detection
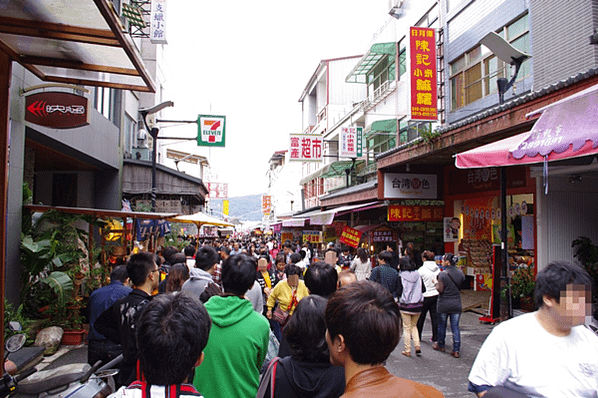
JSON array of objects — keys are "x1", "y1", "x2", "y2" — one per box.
[
  {"x1": 339, "y1": 226, "x2": 363, "y2": 248},
  {"x1": 262, "y1": 195, "x2": 272, "y2": 215},
  {"x1": 25, "y1": 92, "x2": 89, "y2": 129},
  {"x1": 289, "y1": 134, "x2": 323, "y2": 162},
  {"x1": 207, "y1": 182, "x2": 228, "y2": 199},
  {"x1": 410, "y1": 27, "x2": 437, "y2": 121},
  {"x1": 388, "y1": 205, "x2": 443, "y2": 222}
]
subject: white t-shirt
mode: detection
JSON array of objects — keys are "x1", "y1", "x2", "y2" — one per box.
[{"x1": 468, "y1": 312, "x2": 598, "y2": 397}]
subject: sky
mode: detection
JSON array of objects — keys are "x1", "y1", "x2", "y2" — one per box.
[{"x1": 160, "y1": 1, "x2": 390, "y2": 197}]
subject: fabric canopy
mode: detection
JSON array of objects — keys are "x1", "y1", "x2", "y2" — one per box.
[
  {"x1": 455, "y1": 83, "x2": 598, "y2": 169},
  {"x1": 169, "y1": 212, "x2": 234, "y2": 227},
  {"x1": 310, "y1": 201, "x2": 383, "y2": 226}
]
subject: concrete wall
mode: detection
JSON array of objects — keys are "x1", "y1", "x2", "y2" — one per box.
[{"x1": 530, "y1": 0, "x2": 598, "y2": 88}]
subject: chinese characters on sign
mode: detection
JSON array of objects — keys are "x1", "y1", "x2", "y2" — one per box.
[
  {"x1": 289, "y1": 134, "x2": 323, "y2": 162},
  {"x1": 302, "y1": 230, "x2": 323, "y2": 244},
  {"x1": 409, "y1": 27, "x2": 437, "y2": 121},
  {"x1": 340, "y1": 127, "x2": 363, "y2": 158},
  {"x1": 150, "y1": 0, "x2": 167, "y2": 44},
  {"x1": 207, "y1": 182, "x2": 228, "y2": 199},
  {"x1": 25, "y1": 92, "x2": 89, "y2": 129},
  {"x1": 387, "y1": 205, "x2": 443, "y2": 222},
  {"x1": 262, "y1": 195, "x2": 272, "y2": 215},
  {"x1": 222, "y1": 200, "x2": 229, "y2": 216},
  {"x1": 197, "y1": 115, "x2": 226, "y2": 147},
  {"x1": 372, "y1": 230, "x2": 394, "y2": 243},
  {"x1": 383, "y1": 173, "x2": 437, "y2": 199},
  {"x1": 339, "y1": 226, "x2": 363, "y2": 248}
]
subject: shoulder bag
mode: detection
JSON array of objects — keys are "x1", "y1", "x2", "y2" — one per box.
[
  {"x1": 272, "y1": 288, "x2": 297, "y2": 327},
  {"x1": 256, "y1": 357, "x2": 279, "y2": 398}
]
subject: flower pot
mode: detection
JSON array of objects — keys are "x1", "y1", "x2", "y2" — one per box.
[
  {"x1": 520, "y1": 297, "x2": 535, "y2": 311},
  {"x1": 61, "y1": 329, "x2": 86, "y2": 345}
]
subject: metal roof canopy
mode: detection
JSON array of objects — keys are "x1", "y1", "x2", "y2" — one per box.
[
  {"x1": 0, "y1": 0, "x2": 156, "y2": 92},
  {"x1": 299, "y1": 160, "x2": 365, "y2": 185},
  {"x1": 346, "y1": 42, "x2": 396, "y2": 84},
  {"x1": 24, "y1": 204, "x2": 177, "y2": 219}
]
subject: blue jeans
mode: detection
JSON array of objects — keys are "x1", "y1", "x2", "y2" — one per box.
[{"x1": 437, "y1": 312, "x2": 461, "y2": 352}]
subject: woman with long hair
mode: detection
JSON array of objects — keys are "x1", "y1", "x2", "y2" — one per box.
[
  {"x1": 164, "y1": 263, "x2": 189, "y2": 293},
  {"x1": 417, "y1": 250, "x2": 440, "y2": 345},
  {"x1": 350, "y1": 247, "x2": 371, "y2": 281}
]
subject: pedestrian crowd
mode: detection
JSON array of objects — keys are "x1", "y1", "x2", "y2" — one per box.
[{"x1": 87, "y1": 236, "x2": 597, "y2": 398}]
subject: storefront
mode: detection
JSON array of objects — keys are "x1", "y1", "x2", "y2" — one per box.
[
  {"x1": 386, "y1": 202, "x2": 445, "y2": 255},
  {"x1": 443, "y1": 165, "x2": 536, "y2": 291}
]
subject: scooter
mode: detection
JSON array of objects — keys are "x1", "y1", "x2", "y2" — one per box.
[
  {"x1": 16, "y1": 354, "x2": 122, "y2": 398},
  {"x1": 0, "y1": 333, "x2": 36, "y2": 397}
]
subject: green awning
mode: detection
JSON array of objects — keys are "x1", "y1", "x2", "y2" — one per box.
[
  {"x1": 366, "y1": 119, "x2": 398, "y2": 137},
  {"x1": 346, "y1": 42, "x2": 397, "y2": 83},
  {"x1": 299, "y1": 160, "x2": 365, "y2": 185}
]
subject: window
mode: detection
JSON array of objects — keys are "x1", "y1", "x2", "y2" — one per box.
[
  {"x1": 450, "y1": 13, "x2": 530, "y2": 110},
  {"x1": 367, "y1": 52, "x2": 396, "y2": 97},
  {"x1": 399, "y1": 119, "x2": 432, "y2": 145},
  {"x1": 124, "y1": 113, "x2": 136, "y2": 154},
  {"x1": 367, "y1": 133, "x2": 396, "y2": 161},
  {"x1": 94, "y1": 86, "x2": 114, "y2": 120},
  {"x1": 398, "y1": 39, "x2": 407, "y2": 78}
]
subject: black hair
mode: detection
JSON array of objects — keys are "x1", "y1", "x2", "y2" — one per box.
[
  {"x1": 443, "y1": 252, "x2": 458, "y2": 267},
  {"x1": 195, "y1": 246, "x2": 220, "y2": 271},
  {"x1": 290, "y1": 252, "x2": 301, "y2": 264},
  {"x1": 326, "y1": 281, "x2": 401, "y2": 365},
  {"x1": 284, "y1": 264, "x2": 303, "y2": 277},
  {"x1": 284, "y1": 295, "x2": 329, "y2": 363},
  {"x1": 170, "y1": 253, "x2": 186, "y2": 265},
  {"x1": 356, "y1": 248, "x2": 368, "y2": 263},
  {"x1": 304, "y1": 261, "x2": 338, "y2": 298},
  {"x1": 422, "y1": 250, "x2": 435, "y2": 261},
  {"x1": 399, "y1": 256, "x2": 417, "y2": 271},
  {"x1": 219, "y1": 246, "x2": 231, "y2": 256},
  {"x1": 221, "y1": 254, "x2": 257, "y2": 296},
  {"x1": 126, "y1": 252, "x2": 156, "y2": 287},
  {"x1": 136, "y1": 292, "x2": 211, "y2": 385},
  {"x1": 162, "y1": 246, "x2": 179, "y2": 265},
  {"x1": 184, "y1": 245, "x2": 196, "y2": 257},
  {"x1": 299, "y1": 249, "x2": 306, "y2": 260},
  {"x1": 275, "y1": 253, "x2": 286, "y2": 265},
  {"x1": 534, "y1": 261, "x2": 594, "y2": 308},
  {"x1": 377, "y1": 250, "x2": 393, "y2": 265},
  {"x1": 165, "y1": 264, "x2": 189, "y2": 293},
  {"x1": 153, "y1": 253, "x2": 162, "y2": 267},
  {"x1": 110, "y1": 265, "x2": 129, "y2": 283}
]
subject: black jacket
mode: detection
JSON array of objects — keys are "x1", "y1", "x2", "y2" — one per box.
[
  {"x1": 269, "y1": 357, "x2": 345, "y2": 398},
  {"x1": 94, "y1": 289, "x2": 152, "y2": 386}
]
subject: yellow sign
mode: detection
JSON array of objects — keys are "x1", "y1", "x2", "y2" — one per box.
[{"x1": 223, "y1": 200, "x2": 229, "y2": 216}]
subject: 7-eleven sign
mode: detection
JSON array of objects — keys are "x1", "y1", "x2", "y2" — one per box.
[{"x1": 197, "y1": 115, "x2": 226, "y2": 147}]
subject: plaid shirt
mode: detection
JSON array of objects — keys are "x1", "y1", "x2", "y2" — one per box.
[{"x1": 212, "y1": 262, "x2": 222, "y2": 288}]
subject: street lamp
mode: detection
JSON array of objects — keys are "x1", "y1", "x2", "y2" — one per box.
[{"x1": 139, "y1": 101, "x2": 174, "y2": 212}]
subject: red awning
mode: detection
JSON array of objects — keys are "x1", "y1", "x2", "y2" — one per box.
[{"x1": 455, "y1": 83, "x2": 598, "y2": 169}]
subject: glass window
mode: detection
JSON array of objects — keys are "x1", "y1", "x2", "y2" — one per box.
[
  {"x1": 484, "y1": 56, "x2": 504, "y2": 94},
  {"x1": 464, "y1": 63, "x2": 482, "y2": 104},
  {"x1": 507, "y1": 14, "x2": 528, "y2": 40},
  {"x1": 398, "y1": 40, "x2": 407, "y2": 78}
]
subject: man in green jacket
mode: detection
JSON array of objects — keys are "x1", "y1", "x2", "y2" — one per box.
[{"x1": 193, "y1": 254, "x2": 270, "y2": 398}]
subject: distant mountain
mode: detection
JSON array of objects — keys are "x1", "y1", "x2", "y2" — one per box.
[{"x1": 210, "y1": 194, "x2": 264, "y2": 222}]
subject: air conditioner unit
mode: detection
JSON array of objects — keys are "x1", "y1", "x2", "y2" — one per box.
[{"x1": 388, "y1": 0, "x2": 404, "y2": 18}]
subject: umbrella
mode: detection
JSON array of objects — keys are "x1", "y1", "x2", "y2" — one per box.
[{"x1": 169, "y1": 212, "x2": 234, "y2": 228}]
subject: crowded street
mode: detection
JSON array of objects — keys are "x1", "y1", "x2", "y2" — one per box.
[{"x1": 1, "y1": 0, "x2": 598, "y2": 397}]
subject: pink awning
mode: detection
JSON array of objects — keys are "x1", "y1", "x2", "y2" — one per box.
[{"x1": 455, "y1": 83, "x2": 598, "y2": 169}]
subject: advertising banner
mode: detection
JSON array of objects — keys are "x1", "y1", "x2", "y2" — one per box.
[
  {"x1": 197, "y1": 115, "x2": 226, "y2": 147},
  {"x1": 339, "y1": 226, "x2": 363, "y2": 248},
  {"x1": 409, "y1": 27, "x2": 437, "y2": 121},
  {"x1": 25, "y1": 92, "x2": 89, "y2": 129},
  {"x1": 150, "y1": 0, "x2": 167, "y2": 44},
  {"x1": 372, "y1": 230, "x2": 394, "y2": 243},
  {"x1": 289, "y1": 134, "x2": 323, "y2": 162},
  {"x1": 388, "y1": 205, "x2": 443, "y2": 222},
  {"x1": 383, "y1": 173, "x2": 437, "y2": 199},
  {"x1": 302, "y1": 230, "x2": 322, "y2": 244},
  {"x1": 340, "y1": 127, "x2": 363, "y2": 158},
  {"x1": 207, "y1": 182, "x2": 228, "y2": 199},
  {"x1": 222, "y1": 200, "x2": 229, "y2": 216},
  {"x1": 262, "y1": 195, "x2": 272, "y2": 215}
]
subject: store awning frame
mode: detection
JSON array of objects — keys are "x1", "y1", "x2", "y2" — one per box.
[
  {"x1": 299, "y1": 160, "x2": 364, "y2": 185},
  {"x1": 346, "y1": 42, "x2": 396, "y2": 84},
  {"x1": 310, "y1": 201, "x2": 383, "y2": 226},
  {"x1": 366, "y1": 119, "x2": 398, "y2": 137},
  {"x1": 0, "y1": 0, "x2": 156, "y2": 92}
]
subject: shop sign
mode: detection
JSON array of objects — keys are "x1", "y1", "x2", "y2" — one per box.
[
  {"x1": 281, "y1": 232, "x2": 294, "y2": 242},
  {"x1": 448, "y1": 167, "x2": 526, "y2": 196},
  {"x1": 197, "y1": 115, "x2": 226, "y2": 147},
  {"x1": 289, "y1": 134, "x2": 323, "y2": 162},
  {"x1": 222, "y1": 200, "x2": 229, "y2": 216},
  {"x1": 262, "y1": 195, "x2": 272, "y2": 215},
  {"x1": 388, "y1": 205, "x2": 443, "y2": 222},
  {"x1": 150, "y1": 0, "x2": 167, "y2": 44},
  {"x1": 339, "y1": 226, "x2": 362, "y2": 248},
  {"x1": 340, "y1": 127, "x2": 363, "y2": 158},
  {"x1": 409, "y1": 27, "x2": 437, "y2": 121},
  {"x1": 273, "y1": 223, "x2": 282, "y2": 234},
  {"x1": 383, "y1": 173, "x2": 437, "y2": 199},
  {"x1": 372, "y1": 230, "x2": 394, "y2": 243},
  {"x1": 302, "y1": 230, "x2": 322, "y2": 243},
  {"x1": 207, "y1": 182, "x2": 228, "y2": 199},
  {"x1": 25, "y1": 92, "x2": 89, "y2": 129}
]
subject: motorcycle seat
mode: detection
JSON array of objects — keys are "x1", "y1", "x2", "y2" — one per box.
[{"x1": 17, "y1": 363, "x2": 91, "y2": 395}]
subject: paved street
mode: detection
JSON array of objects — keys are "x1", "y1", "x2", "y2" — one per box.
[{"x1": 386, "y1": 310, "x2": 495, "y2": 397}]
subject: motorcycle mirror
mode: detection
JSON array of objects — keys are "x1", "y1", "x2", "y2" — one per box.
[
  {"x1": 5, "y1": 334, "x2": 26, "y2": 353},
  {"x1": 8, "y1": 322, "x2": 22, "y2": 332}
]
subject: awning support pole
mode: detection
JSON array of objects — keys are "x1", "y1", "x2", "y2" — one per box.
[{"x1": 500, "y1": 166, "x2": 513, "y2": 319}]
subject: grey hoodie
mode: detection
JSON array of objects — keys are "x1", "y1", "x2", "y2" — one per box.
[{"x1": 181, "y1": 267, "x2": 213, "y2": 298}]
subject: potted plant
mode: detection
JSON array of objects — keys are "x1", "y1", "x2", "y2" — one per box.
[
  {"x1": 572, "y1": 236, "x2": 598, "y2": 320},
  {"x1": 506, "y1": 266, "x2": 536, "y2": 311}
]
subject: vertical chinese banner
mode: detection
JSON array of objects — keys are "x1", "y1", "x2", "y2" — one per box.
[
  {"x1": 150, "y1": 0, "x2": 167, "y2": 44},
  {"x1": 340, "y1": 127, "x2": 357, "y2": 158},
  {"x1": 262, "y1": 195, "x2": 272, "y2": 215},
  {"x1": 222, "y1": 200, "x2": 229, "y2": 216},
  {"x1": 410, "y1": 27, "x2": 437, "y2": 121}
]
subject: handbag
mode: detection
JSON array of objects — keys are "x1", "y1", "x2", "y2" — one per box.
[
  {"x1": 272, "y1": 288, "x2": 298, "y2": 326},
  {"x1": 256, "y1": 357, "x2": 279, "y2": 398}
]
